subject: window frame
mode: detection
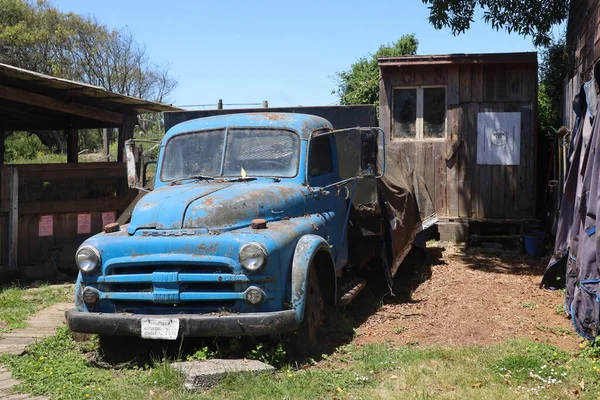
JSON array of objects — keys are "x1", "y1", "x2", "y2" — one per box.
[
  {"x1": 391, "y1": 85, "x2": 447, "y2": 141},
  {"x1": 159, "y1": 127, "x2": 301, "y2": 182}
]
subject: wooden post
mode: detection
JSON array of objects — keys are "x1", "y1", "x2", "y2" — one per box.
[
  {"x1": 66, "y1": 128, "x2": 78, "y2": 163},
  {"x1": 217, "y1": 99, "x2": 223, "y2": 110},
  {"x1": 102, "y1": 128, "x2": 112, "y2": 159},
  {"x1": 8, "y1": 166, "x2": 18, "y2": 269},
  {"x1": 0, "y1": 130, "x2": 5, "y2": 166},
  {"x1": 262, "y1": 101, "x2": 269, "y2": 108},
  {"x1": 0, "y1": 130, "x2": 4, "y2": 266},
  {"x1": 117, "y1": 115, "x2": 135, "y2": 163}
]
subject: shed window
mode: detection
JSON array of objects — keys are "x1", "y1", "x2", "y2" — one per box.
[{"x1": 393, "y1": 86, "x2": 446, "y2": 140}]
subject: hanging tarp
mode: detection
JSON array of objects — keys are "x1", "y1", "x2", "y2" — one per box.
[
  {"x1": 544, "y1": 60, "x2": 600, "y2": 340},
  {"x1": 378, "y1": 149, "x2": 437, "y2": 277}
]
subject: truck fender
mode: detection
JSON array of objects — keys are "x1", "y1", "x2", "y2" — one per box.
[{"x1": 290, "y1": 234, "x2": 336, "y2": 324}]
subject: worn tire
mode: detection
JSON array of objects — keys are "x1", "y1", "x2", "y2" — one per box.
[{"x1": 292, "y1": 266, "x2": 325, "y2": 354}]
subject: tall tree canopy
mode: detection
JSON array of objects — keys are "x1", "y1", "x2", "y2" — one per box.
[
  {"x1": 0, "y1": 0, "x2": 177, "y2": 103},
  {"x1": 422, "y1": 0, "x2": 569, "y2": 47},
  {"x1": 333, "y1": 34, "x2": 418, "y2": 105},
  {"x1": 538, "y1": 34, "x2": 568, "y2": 131}
]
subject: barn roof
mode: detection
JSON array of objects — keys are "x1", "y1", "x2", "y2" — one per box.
[
  {"x1": 0, "y1": 63, "x2": 181, "y2": 131},
  {"x1": 378, "y1": 52, "x2": 538, "y2": 67}
]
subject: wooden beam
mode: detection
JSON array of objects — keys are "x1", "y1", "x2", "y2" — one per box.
[
  {"x1": 117, "y1": 115, "x2": 136, "y2": 163},
  {"x1": 0, "y1": 84, "x2": 126, "y2": 125},
  {"x1": 8, "y1": 166, "x2": 18, "y2": 269},
  {"x1": 18, "y1": 196, "x2": 133, "y2": 215},
  {"x1": 66, "y1": 129, "x2": 78, "y2": 163}
]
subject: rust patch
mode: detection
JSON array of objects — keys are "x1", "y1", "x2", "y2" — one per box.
[
  {"x1": 198, "y1": 243, "x2": 218, "y2": 253},
  {"x1": 247, "y1": 112, "x2": 291, "y2": 121},
  {"x1": 202, "y1": 197, "x2": 215, "y2": 207}
]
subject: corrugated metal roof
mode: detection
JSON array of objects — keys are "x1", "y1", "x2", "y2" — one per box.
[{"x1": 0, "y1": 63, "x2": 180, "y2": 124}]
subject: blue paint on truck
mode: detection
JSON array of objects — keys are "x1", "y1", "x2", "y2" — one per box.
[{"x1": 66, "y1": 113, "x2": 404, "y2": 342}]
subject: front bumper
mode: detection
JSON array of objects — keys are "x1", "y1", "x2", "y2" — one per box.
[{"x1": 65, "y1": 309, "x2": 298, "y2": 338}]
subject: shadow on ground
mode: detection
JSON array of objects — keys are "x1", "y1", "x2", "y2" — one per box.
[
  {"x1": 86, "y1": 246, "x2": 445, "y2": 368},
  {"x1": 458, "y1": 247, "x2": 549, "y2": 276}
]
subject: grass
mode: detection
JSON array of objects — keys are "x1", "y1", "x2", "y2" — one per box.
[
  {"x1": 0, "y1": 284, "x2": 72, "y2": 332},
  {"x1": 4, "y1": 328, "x2": 600, "y2": 400},
  {"x1": 0, "y1": 328, "x2": 185, "y2": 399}
]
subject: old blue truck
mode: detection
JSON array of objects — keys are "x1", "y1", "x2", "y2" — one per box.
[{"x1": 66, "y1": 112, "x2": 436, "y2": 351}]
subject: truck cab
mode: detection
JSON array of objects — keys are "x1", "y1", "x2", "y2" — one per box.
[{"x1": 66, "y1": 112, "x2": 393, "y2": 348}]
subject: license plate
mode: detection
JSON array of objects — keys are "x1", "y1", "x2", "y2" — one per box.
[{"x1": 140, "y1": 318, "x2": 180, "y2": 340}]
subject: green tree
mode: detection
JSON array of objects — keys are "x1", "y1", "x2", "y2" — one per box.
[
  {"x1": 0, "y1": 0, "x2": 177, "y2": 103},
  {"x1": 422, "y1": 0, "x2": 569, "y2": 47},
  {"x1": 538, "y1": 33, "x2": 568, "y2": 132},
  {"x1": 333, "y1": 34, "x2": 419, "y2": 105},
  {"x1": 0, "y1": 0, "x2": 177, "y2": 161}
]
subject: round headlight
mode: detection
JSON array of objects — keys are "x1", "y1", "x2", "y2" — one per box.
[
  {"x1": 239, "y1": 242, "x2": 268, "y2": 272},
  {"x1": 245, "y1": 286, "x2": 265, "y2": 304},
  {"x1": 76, "y1": 245, "x2": 100, "y2": 273},
  {"x1": 82, "y1": 287, "x2": 99, "y2": 304}
]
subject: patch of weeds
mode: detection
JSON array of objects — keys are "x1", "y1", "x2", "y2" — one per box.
[
  {"x1": 0, "y1": 327, "x2": 184, "y2": 399},
  {"x1": 494, "y1": 342, "x2": 569, "y2": 383},
  {"x1": 550, "y1": 327, "x2": 573, "y2": 336},
  {"x1": 579, "y1": 340, "x2": 600, "y2": 358},
  {"x1": 554, "y1": 303, "x2": 567, "y2": 315},
  {"x1": 181, "y1": 337, "x2": 287, "y2": 368},
  {"x1": 407, "y1": 340, "x2": 419, "y2": 346},
  {"x1": 246, "y1": 342, "x2": 287, "y2": 366},
  {"x1": 521, "y1": 302, "x2": 537, "y2": 309},
  {"x1": 186, "y1": 346, "x2": 219, "y2": 361},
  {"x1": 0, "y1": 284, "x2": 72, "y2": 332},
  {"x1": 394, "y1": 326, "x2": 408, "y2": 335}
]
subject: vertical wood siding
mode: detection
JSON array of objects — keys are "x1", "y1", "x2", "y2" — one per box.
[{"x1": 380, "y1": 61, "x2": 538, "y2": 220}]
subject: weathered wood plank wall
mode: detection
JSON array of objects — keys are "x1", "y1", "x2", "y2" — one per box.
[
  {"x1": 0, "y1": 163, "x2": 135, "y2": 270},
  {"x1": 564, "y1": 0, "x2": 600, "y2": 130},
  {"x1": 380, "y1": 60, "x2": 538, "y2": 220}
]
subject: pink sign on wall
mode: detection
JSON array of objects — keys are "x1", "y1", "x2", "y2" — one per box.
[
  {"x1": 102, "y1": 211, "x2": 116, "y2": 227},
  {"x1": 39, "y1": 215, "x2": 53, "y2": 237},
  {"x1": 77, "y1": 214, "x2": 92, "y2": 234}
]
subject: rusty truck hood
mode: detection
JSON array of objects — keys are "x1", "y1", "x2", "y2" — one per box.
[{"x1": 127, "y1": 181, "x2": 307, "y2": 234}]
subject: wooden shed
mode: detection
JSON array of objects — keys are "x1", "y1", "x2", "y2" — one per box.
[
  {"x1": 378, "y1": 53, "x2": 538, "y2": 242},
  {"x1": 0, "y1": 63, "x2": 179, "y2": 279}
]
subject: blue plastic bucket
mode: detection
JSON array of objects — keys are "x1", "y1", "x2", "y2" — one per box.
[{"x1": 523, "y1": 230, "x2": 544, "y2": 256}]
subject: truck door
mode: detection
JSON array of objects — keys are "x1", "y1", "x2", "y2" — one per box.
[{"x1": 307, "y1": 134, "x2": 349, "y2": 270}]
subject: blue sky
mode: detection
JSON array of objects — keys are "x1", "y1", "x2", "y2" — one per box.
[{"x1": 54, "y1": 0, "x2": 537, "y2": 108}]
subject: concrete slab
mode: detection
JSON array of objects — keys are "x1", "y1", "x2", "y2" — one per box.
[{"x1": 171, "y1": 359, "x2": 274, "y2": 390}]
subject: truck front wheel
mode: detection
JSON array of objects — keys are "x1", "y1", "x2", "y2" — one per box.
[{"x1": 293, "y1": 266, "x2": 325, "y2": 353}]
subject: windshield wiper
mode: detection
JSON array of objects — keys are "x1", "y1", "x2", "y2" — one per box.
[
  {"x1": 169, "y1": 174, "x2": 216, "y2": 185},
  {"x1": 224, "y1": 177, "x2": 257, "y2": 182}
]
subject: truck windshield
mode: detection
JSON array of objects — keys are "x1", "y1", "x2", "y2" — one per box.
[{"x1": 160, "y1": 128, "x2": 300, "y2": 181}]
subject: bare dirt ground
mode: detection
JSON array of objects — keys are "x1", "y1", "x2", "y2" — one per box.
[{"x1": 343, "y1": 243, "x2": 579, "y2": 351}]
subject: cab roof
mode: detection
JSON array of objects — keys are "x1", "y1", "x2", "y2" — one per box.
[{"x1": 164, "y1": 112, "x2": 333, "y2": 140}]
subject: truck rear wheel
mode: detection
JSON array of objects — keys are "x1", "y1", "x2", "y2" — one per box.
[{"x1": 293, "y1": 266, "x2": 325, "y2": 354}]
